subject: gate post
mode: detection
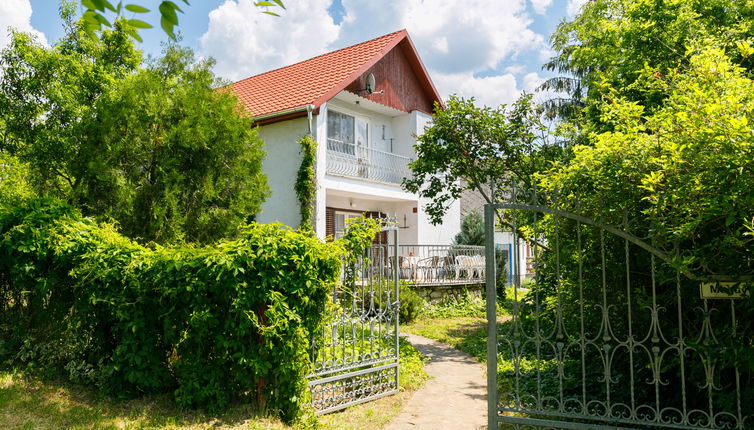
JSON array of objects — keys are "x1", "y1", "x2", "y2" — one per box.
[{"x1": 484, "y1": 204, "x2": 498, "y2": 430}]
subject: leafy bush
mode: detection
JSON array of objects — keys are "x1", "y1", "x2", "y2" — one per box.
[
  {"x1": 423, "y1": 291, "x2": 485, "y2": 319},
  {"x1": 397, "y1": 282, "x2": 426, "y2": 324},
  {"x1": 372, "y1": 281, "x2": 426, "y2": 324},
  {"x1": 0, "y1": 199, "x2": 343, "y2": 421}
]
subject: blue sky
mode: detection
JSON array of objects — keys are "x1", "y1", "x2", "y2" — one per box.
[{"x1": 2, "y1": 0, "x2": 586, "y2": 107}]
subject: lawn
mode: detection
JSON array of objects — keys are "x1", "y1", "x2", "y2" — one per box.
[{"x1": 0, "y1": 339, "x2": 428, "y2": 430}]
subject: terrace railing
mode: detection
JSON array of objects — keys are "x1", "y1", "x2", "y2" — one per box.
[
  {"x1": 326, "y1": 139, "x2": 412, "y2": 185},
  {"x1": 366, "y1": 244, "x2": 486, "y2": 286}
]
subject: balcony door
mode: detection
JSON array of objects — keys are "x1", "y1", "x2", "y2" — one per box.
[{"x1": 327, "y1": 110, "x2": 369, "y2": 154}]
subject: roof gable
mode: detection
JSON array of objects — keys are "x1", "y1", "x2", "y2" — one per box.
[{"x1": 229, "y1": 30, "x2": 443, "y2": 121}]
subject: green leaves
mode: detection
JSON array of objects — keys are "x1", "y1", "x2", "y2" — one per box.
[
  {"x1": 124, "y1": 4, "x2": 149, "y2": 13},
  {"x1": 255, "y1": 0, "x2": 286, "y2": 16},
  {"x1": 405, "y1": 94, "x2": 558, "y2": 225},
  {"x1": 0, "y1": 200, "x2": 342, "y2": 420},
  {"x1": 0, "y1": 29, "x2": 268, "y2": 245},
  {"x1": 78, "y1": 0, "x2": 284, "y2": 43}
]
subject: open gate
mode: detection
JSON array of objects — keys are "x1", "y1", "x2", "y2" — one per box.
[
  {"x1": 484, "y1": 200, "x2": 753, "y2": 430},
  {"x1": 308, "y1": 223, "x2": 400, "y2": 414}
]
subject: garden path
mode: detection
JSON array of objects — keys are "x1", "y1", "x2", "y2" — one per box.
[{"x1": 386, "y1": 333, "x2": 487, "y2": 430}]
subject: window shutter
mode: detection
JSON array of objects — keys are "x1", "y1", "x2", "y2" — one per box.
[{"x1": 325, "y1": 207, "x2": 335, "y2": 240}]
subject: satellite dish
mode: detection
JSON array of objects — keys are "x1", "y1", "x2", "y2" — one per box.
[{"x1": 365, "y1": 73, "x2": 376, "y2": 94}]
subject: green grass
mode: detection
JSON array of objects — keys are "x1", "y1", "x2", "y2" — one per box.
[{"x1": 0, "y1": 339, "x2": 429, "y2": 430}]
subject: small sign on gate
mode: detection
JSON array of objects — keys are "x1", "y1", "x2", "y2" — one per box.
[{"x1": 700, "y1": 282, "x2": 749, "y2": 299}]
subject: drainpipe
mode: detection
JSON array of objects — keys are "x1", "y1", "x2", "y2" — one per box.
[{"x1": 306, "y1": 104, "x2": 314, "y2": 135}]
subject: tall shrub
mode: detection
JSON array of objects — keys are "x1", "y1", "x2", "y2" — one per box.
[{"x1": 0, "y1": 200, "x2": 342, "y2": 420}]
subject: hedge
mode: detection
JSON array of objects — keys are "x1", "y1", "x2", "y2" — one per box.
[{"x1": 0, "y1": 199, "x2": 346, "y2": 421}]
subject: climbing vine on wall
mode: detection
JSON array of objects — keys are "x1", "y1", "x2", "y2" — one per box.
[{"x1": 295, "y1": 135, "x2": 317, "y2": 231}]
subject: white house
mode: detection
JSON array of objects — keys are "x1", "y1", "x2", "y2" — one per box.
[{"x1": 229, "y1": 30, "x2": 461, "y2": 247}]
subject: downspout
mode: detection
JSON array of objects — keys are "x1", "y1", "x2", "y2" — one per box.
[{"x1": 307, "y1": 104, "x2": 314, "y2": 135}]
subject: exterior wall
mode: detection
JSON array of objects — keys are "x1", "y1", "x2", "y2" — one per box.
[
  {"x1": 325, "y1": 98, "x2": 408, "y2": 159},
  {"x1": 495, "y1": 231, "x2": 532, "y2": 285},
  {"x1": 417, "y1": 195, "x2": 460, "y2": 245},
  {"x1": 413, "y1": 110, "x2": 461, "y2": 245},
  {"x1": 256, "y1": 117, "x2": 310, "y2": 228}
]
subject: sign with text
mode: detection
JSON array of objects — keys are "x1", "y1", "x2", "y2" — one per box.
[{"x1": 700, "y1": 282, "x2": 749, "y2": 299}]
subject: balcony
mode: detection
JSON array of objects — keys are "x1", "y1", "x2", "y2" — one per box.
[{"x1": 326, "y1": 138, "x2": 412, "y2": 185}]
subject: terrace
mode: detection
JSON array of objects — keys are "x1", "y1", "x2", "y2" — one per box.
[{"x1": 366, "y1": 244, "x2": 486, "y2": 287}]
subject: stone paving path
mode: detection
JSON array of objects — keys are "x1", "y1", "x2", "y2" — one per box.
[{"x1": 385, "y1": 333, "x2": 487, "y2": 430}]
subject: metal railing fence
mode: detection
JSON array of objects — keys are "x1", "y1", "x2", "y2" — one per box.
[
  {"x1": 326, "y1": 138, "x2": 412, "y2": 185},
  {"x1": 365, "y1": 244, "x2": 485, "y2": 286}
]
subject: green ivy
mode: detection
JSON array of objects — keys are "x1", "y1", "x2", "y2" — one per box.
[
  {"x1": 294, "y1": 135, "x2": 317, "y2": 232},
  {"x1": 0, "y1": 199, "x2": 349, "y2": 422}
]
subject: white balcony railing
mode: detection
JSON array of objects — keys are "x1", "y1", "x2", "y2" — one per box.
[{"x1": 326, "y1": 139, "x2": 412, "y2": 185}]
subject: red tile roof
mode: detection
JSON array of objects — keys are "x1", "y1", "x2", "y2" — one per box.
[{"x1": 229, "y1": 29, "x2": 441, "y2": 120}]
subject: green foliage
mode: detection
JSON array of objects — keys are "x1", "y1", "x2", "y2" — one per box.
[
  {"x1": 75, "y1": 0, "x2": 285, "y2": 42},
  {"x1": 0, "y1": 21, "x2": 268, "y2": 245},
  {"x1": 80, "y1": 45, "x2": 269, "y2": 244},
  {"x1": 541, "y1": 46, "x2": 754, "y2": 276},
  {"x1": 423, "y1": 291, "x2": 485, "y2": 319},
  {"x1": 0, "y1": 200, "x2": 343, "y2": 421},
  {"x1": 397, "y1": 337, "x2": 429, "y2": 390},
  {"x1": 453, "y1": 210, "x2": 484, "y2": 246},
  {"x1": 295, "y1": 135, "x2": 317, "y2": 231},
  {"x1": 0, "y1": 153, "x2": 35, "y2": 209},
  {"x1": 396, "y1": 282, "x2": 426, "y2": 324},
  {"x1": 0, "y1": 19, "x2": 141, "y2": 195},
  {"x1": 542, "y1": 0, "x2": 754, "y2": 123},
  {"x1": 405, "y1": 94, "x2": 561, "y2": 225}
]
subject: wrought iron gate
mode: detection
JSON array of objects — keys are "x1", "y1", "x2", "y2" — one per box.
[
  {"x1": 309, "y1": 224, "x2": 400, "y2": 414},
  {"x1": 484, "y1": 202, "x2": 753, "y2": 430}
]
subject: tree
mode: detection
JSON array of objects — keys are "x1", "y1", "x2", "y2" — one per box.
[
  {"x1": 77, "y1": 46, "x2": 269, "y2": 244},
  {"x1": 0, "y1": 16, "x2": 268, "y2": 244},
  {"x1": 541, "y1": 44, "x2": 754, "y2": 277},
  {"x1": 0, "y1": 14, "x2": 141, "y2": 196},
  {"x1": 76, "y1": 0, "x2": 285, "y2": 42},
  {"x1": 541, "y1": 0, "x2": 754, "y2": 124},
  {"x1": 403, "y1": 94, "x2": 565, "y2": 242},
  {"x1": 453, "y1": 210, "x2": 484, "y2": 246}
]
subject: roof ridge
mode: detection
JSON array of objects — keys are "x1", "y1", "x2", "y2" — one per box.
[{"x1": 231, "y1": 29, "x2": 406, "y2": 86}]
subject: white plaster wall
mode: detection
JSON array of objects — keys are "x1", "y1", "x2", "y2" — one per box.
[
  {"x1": 256, "y1": 117, "x2": 309, "y2": 228},
  {"x1": 412, "y1": 110, "x2": 462, "y2": 246},
  {"x1": 417, "y1": 195, "x2": 461, "y2": 245},
  {"x1": 391, "y1": 113, "x2": 414, "y2": 159},
  {"x1": 322, "y1": 174, "x2": 417, "y2": 201}
]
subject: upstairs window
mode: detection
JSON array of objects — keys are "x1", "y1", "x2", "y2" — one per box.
[{"x1": 327, "y1": 110, "x2": 355, "y2": 155}]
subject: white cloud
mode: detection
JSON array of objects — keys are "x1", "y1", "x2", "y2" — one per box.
[
  {"x1": 530, "y1": 0, "x2": 553, "y2": 15},
  {"x1": 335, "y1": 0, "x2": 548, "y2": 108},
  {"x1": 505, "y1": 65, "x2": 525, "y2": 75},
  {"x1": 567, "y1": 0, "x2": 589, "y2": 17},
  {"x1": 433, "y1": 72, "x2": 521, "y2": 108},
  {"x1": 200, "y1": 0, "x2": 552, "y2": 108},
  {"x1": 200, "y1": 0, "x2": 339, "y2": 81},
  {"x1": 338, "y1": 0, "x2": 545, "y2": 75},
  {"x1": 0, "y1": 0, "x2": 47, "y2": 50}
]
